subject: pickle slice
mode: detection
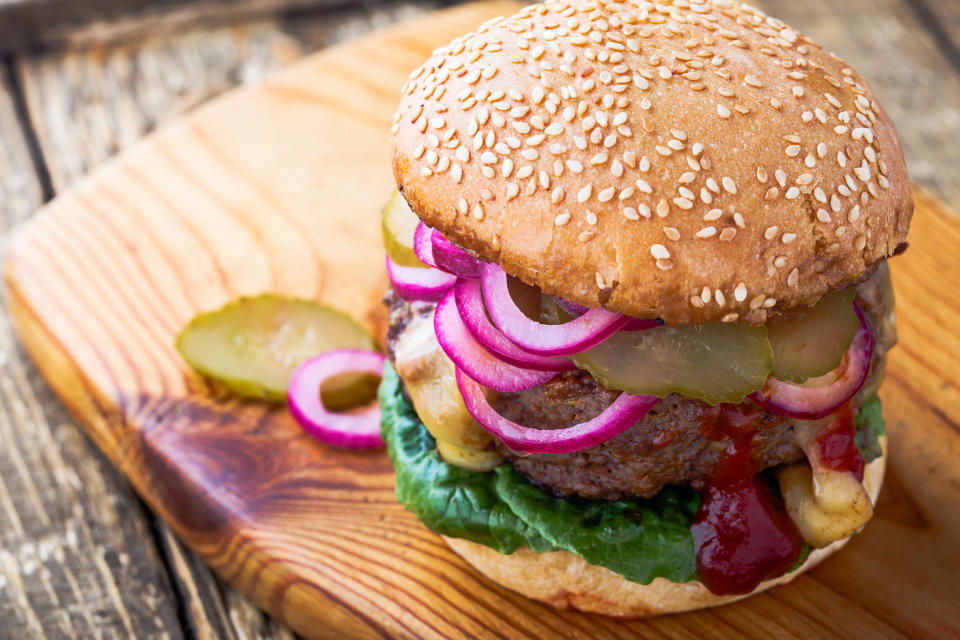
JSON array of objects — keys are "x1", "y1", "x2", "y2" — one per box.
[
  {"x1": 177, "y1": 295, "x2": 375, "y2": 402},
  {"x1": 767, "y1": 287, "x2": 858, "y2": 383},
  {"x1": 382, "y1": 190, "x2": 425, "y2": 268},
  {"x1": 572, "y1": 323, "x2": 773, "y2": 405}
]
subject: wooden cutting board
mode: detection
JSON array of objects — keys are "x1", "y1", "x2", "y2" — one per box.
[{"x1": 5, "y1": 2, "x2": 960, "y2": 638}]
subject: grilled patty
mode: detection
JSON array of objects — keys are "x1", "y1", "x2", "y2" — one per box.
[{"x1": 384, "y1": 266, "x2": 893, "y2": 500}]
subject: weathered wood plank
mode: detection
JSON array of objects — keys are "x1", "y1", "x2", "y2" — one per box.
[
  {"x1": 756, "y1": 0, "x2": 960, "y2": 208},
  {"x1": 910, "y1": 0, "x2": 960, "y2": 66},
  {"x1": 11, "y1": 6, "x2": 437, "y2": 636},
  {"x1": 0, "y1": 64, "x2": 185, "y2": 640},
  {"x1": 0, "y1": 0, "x2": 381, "y2": 53}
]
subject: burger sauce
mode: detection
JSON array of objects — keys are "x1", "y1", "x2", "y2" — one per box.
[
  {"x1": 691, "y1": 405, "x2": 803, "y2": 595},
  {"x1": 810, "y1": 404, "x2": 864, "y2": 481}
]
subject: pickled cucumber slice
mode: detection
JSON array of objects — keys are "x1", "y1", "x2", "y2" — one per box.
[
  {"x1": 767, "y1": 288, "x2": 858, "y2": 383},
  {"x1": 572, "y1": 323, "x2": 774, "y2": 405},
  {"x1": 382, "y1": 190, "x2": 425, "y2": 268},
  {"x1": 177, "y1": 295, "x2": 376, "y2": 401}
]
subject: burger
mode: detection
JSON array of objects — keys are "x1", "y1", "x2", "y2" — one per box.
[{"x1": 378, "y1": 0, "x2": 911, "y2": 616}]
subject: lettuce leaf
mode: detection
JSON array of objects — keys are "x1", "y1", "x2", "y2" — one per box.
[
  {"x1": 855, "y1": 395, "x2": 886, "y2": 463},
  {"x1": 379, "y1": 363, "x2": 697, "y2": 583},
  {"x1": 379, "y1": 363, "x2": 885, "y2": 585}
]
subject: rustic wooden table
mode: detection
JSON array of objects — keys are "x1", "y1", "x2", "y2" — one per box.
[{"x1": 0, "y1": 0, "x2": 957, "y2": 637}]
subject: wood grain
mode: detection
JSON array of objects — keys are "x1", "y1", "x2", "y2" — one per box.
[
  {"x1": 0, "y1": 62, "x2": 186, "y2": 639},
  {"x1": 4, "y1": 2, "x2": 960, "y2": 639}
]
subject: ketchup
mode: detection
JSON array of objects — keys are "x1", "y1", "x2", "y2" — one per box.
[
  {"x1": 691, "y1": 404, "x2": 803, "y2": 595},
  {"x1": 811, "y1": 404, "x2": 864, "y2": 481}
]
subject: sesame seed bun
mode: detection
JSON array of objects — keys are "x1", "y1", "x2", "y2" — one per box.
[
  {"x1": 391, "y1": 0, "x2": 912, "y2": 325},
  {"x1": 443, "y1": 436, "x2": 886, "y2": 617}
]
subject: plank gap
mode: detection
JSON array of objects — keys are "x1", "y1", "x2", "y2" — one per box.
[
  {"x1": 905, "y1": 0, "x2": 960, "y2": 75},
  {"x1": 0, "y1": 55, "x2": 54, "y2": 203}
]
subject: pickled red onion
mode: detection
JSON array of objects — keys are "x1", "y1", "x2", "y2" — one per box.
[
  {"x1": 386, "y1": 255, "x2": 455, "y2": 302},
  {"x1": 435, "y1": 290, "x2": 556, "y2": 392},
  {"x1": 455, "y1": 279, "x2": 575, "y2": 372},
  {"x1": 752, "y1": 304, "x2": 873, "y2": 419},
  {"x1": 413, "y1": 222, "x2": 438, "y2": 268},
  {"x1": 431, "y1": 231, "x2": 482, "y2": 278},
  {"x1": 456, "y1": 368, "x2": 658, "y2": 454},
  {"x1": 288, "y1": 349, "x2": 385, "y2": 449},
  {"x1": 554, "y1": 296, "x2": 660, "y2": 331},
  {"x1": 481, "y1": 263, "x2": 629, "y2": 356}
]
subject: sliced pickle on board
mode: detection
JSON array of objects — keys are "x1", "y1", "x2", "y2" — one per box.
[
  {"x1": 177, "y1": 294, "x2": 376, "y2": 402},
  {"x1": 572, "y1": 322, "x2": 774, "y2": 405},
  {"x1": 382, "y1": 190, "x2": 425, "y2": 268},
  {"x1": 767, "y1": 287, "x2": 858, "y2": 382}
]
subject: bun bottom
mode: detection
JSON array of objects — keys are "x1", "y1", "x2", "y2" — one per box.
[{"x1": 445, "y1": 437, "x2": 886, "y2": 617}]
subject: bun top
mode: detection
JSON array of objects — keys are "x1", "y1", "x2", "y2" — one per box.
[{"x1": 391, "y1": 0, "x2": 912, "y2": 324}]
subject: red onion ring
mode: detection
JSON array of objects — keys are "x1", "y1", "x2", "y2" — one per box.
[
  {"x1": 751, "y1": 304, "x2": 873, "y2": 420},
  {"x1": 386, "y1": 255, "x2": 456, "y2": 302},
  {"x1": 455, "y1": 279, "x2": 575, "y2": 372},
  {"x1": 288, "y1": 349, "x2": 385, "y2": 449},
  {"x1": 456, "y1": 368, "x2": 658, "y2": 454},
  {"x1": 553, "y1": 296, "x2": 660, "y2": 331},
  {"x1": 481, "y1": 263, "x2": 629, "y2": 355},
  {"x1": 435, "y1": 290, "x2": 556, "y2": 392},
  {"x1": 432, "y1": 230, "x2": 482, "y2": 278},
  {"x1": 413, "y1": 222, "x2": 438, "y2": 268}
]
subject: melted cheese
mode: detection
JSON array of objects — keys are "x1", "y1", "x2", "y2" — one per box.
[
  {"x1": 393, "y1": 310, "x2": 504, "y2": 470},
  {"x1": 777, "y1": 419, "x2": 874, "y2": 548}
]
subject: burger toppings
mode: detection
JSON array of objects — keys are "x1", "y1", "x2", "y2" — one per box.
[
  {"x1": 386, "y1": 254, "x2": 456, "y2": 302},
  {"x1": 381, "y1": 189, "x2": 422, "y2": 269},
  {"x1": 570, "y1": 316, "x2": 773, "y2": 405},
  {"x1": 691, "y1": 404, "x2": 804, "y2": 595},
  {"x1": 393, "y1": 306, "x2": 503, "y2": 471},
  {"x1": 381, "y1": 220, "x2": 893, "y2": 594},
  {"x1": 454, "y1": 278, "x2": 575, "y2": 372},
  {"x1": 456, "y1": 366, "x2": 659, "y2": 455},
  {"x1": 434, "y1": 289, "x2": 557, "y2": 392},
  {"x1": 777, "y1": 409, "x2": 872, "y2": 548},
  {"x1": 176, "y1": 294, "x2": 376, "y2": 402},
  {"x1": 767, "y1": 288, "x2": 860, "y2": 382},
  {"x1": 480, "y1": 262, "x2": 630, "y2": 356},
  {"x1": 288, "y1": 350, "x2": 387, "y2": 449},
  {"x1": 751, "y1": 305, "x2": 874, "y2": 419}
]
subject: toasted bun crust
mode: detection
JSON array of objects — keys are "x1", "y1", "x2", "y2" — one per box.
[
  {"x1": 392, "y1": 0, "x2": 912, "y2": 325},
  {"x1": 444, "y1": 436, "x2": 886, "y2": 617}
]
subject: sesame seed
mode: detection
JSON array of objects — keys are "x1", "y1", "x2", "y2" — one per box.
[
  {"x1": 577, "y1": 185, "x2": 593, "y2": 202},
  {"x1": 717, "y1": 104, "x2": 731, "y2": 118},
  {"x1": 765, "y1": 187, "x2": 779, "y2": 200},
  {"x1": 719, "y1": 227, "x2": 737, "y2": 241},
  {"x1": 673, "y1": 197, "x2": 694, "y2": 209},
  {"x1": 650, "y1": 244, "x2": 671, "y2": 260},
  {"x1": 598, "y1": 187, "x2": 616, "y2": 202},
  {"x1": 692, "y1": 142, "x2": 704, "y2": 156},
  {"x1": 586, "y1": 210, "x2": 598, "y2": 225},
  {"x1": 734, "y1": 283, "x2": 747, "y2": 302},
  {"x1": 715, "y1": 289, "x2": 726, "y2": 306},
  {"x1": 704, "y1": 209, "x2": 723, "y2": 221},
  {"x1": 622, "y1": 207, "x2": 639, "y2": 220},
  {"x1": 555, "y1": 212, "x2": 571, "y2": 226},
  {"x1": 782, "y1": 232, "x2": 797, "y2": 244},
  {"x1": 855, "y1": 235, "x2": 866, "y2": 251},
  {"x1": 848, "y1": 205, "x2": 861, "y2": 223},
  {"x1": 473, "y1": 203, "x2": 485, "y2": 220},
  {"x1": 722, "y1": 176, "x2": 737, "y2": 194},
  {"x1": 664, "y1": 227, "x2": 681, "y2": 241},
  {"x1": 817, "y1": 209, "x2": 832, "y2": 223},
  {"x1": 656, "y1": 199, "x2": 670, "y2": 218},
  {"x1": 831, "y1": 194, "x2": 841, "y2": 212},
  {"x1": 785, "y1": 145, "x2": 801, "y2": 157},
  {"x1": 696, "y1": 226, "x2": 717, "y2": 238},
  {"x1": 775, "y1": 169, "x2": 787, "y2": 187},
  {"x1": 757, "y1": 166, "x2": 768, "y2": 183},
  {"x1": 788, "y1": 268, "x2": 799, "y2": 286},
  {"x1": 567, "y1": 159, "x2": 584, "y2": 173}
]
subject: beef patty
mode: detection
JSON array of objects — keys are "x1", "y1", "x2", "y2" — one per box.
[{"x1": 384, "y1": 266, "x2": 893, "y2": 500}]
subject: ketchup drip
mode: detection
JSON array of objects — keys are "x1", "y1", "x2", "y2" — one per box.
[
  {"x1": 811, "y1": 404, "x2": 864, "y2": 481},
  {"x1": 691, "y1": 404, "x2": 803, "y2": 596}
]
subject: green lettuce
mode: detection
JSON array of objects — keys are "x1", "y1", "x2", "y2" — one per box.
[
  {"x1": 855, "y1": 395, "x2": 886, "y2": 463},
  {"x1": 379, "y1": 363, "x2": 885, "y2": 585}
]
